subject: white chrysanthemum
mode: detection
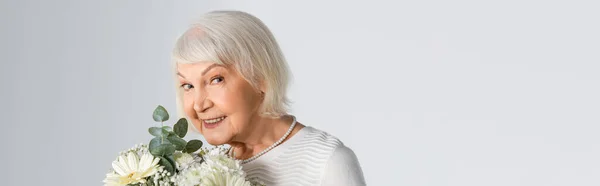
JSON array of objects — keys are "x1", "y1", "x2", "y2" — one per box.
[
  {"x1": 174, "y1": 147, "x2": 252, "y2": 186},
  {"x1": 201, "y1": 147, "x2": 243, "y2": 175},
  {"x1": 174, "y1": 152, "x2": 200, "y2": 171},
  {"x1": 175, "y1": 167, "x2": 204, "y2": 186},
  {"x1": 201, "y1": 172, "x2": 253, "y2": 186},
  {"x1": 103, "y1": 152, "x2": 160, "y2": 186}
]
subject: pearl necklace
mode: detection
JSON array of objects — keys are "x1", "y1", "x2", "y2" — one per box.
[{"x1": 230, "y1": 115, "x2": 297, "y2": 164}]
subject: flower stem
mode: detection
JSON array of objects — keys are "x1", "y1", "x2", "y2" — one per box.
[{"x1": 161, "y1": 121, "x2": 164, "y2": 143}]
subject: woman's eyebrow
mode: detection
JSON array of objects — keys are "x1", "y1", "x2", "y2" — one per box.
[
  {"x1": 201, "y1": 64, "x2": 223, "y2": 76},
  {"x1": 177, "y1": 72, "x2": 186, "y2": 78},
  {"x1": 176, "y1": 64, "x2": 224, "y2": 78}
]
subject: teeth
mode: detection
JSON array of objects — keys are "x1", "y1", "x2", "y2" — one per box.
[{"x1": 204, "y1": 116, "x2": 225, "y2": 124}]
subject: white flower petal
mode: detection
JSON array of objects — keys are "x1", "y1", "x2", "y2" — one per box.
[
  {"x1": 106, "y1": 151, "x2": 160, "y2": 186},
  {"x1": 117, "y1": 155, "x2": 131, "y2": 173},
  {"x1": 141, "y1": 165, "x2": 158, "y2": 177},
  {"x1": 150, "y1": 155, "x2": 160, "y2": 166},
  {"x1": 126, "y1": 152, "x2": 139, "y2": 171},
  {"x1": 103, "y1": 173, "x2": 122, "y2": 186},
  {"x1": 138, "y1": 153, "x2": 151, "y2": 170},
  {"x1": 111, "y1": 161, "x2": 127, "y2": 176}
]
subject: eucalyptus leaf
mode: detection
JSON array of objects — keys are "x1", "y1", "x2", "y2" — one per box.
[
  {"x1": 162, "y1": 126, "x2": 172, "y2": 131},
  {"x1": 151, "y1": 144, "x2": 176, "y2": 156},
  {"x1": 149, "y1": 137, "x2": 171, "y2": 156},
  {"x1": 152, "y1": 105, "x2": 169, "y2": 122},
  {"x1": 165, "y1": 155, "x2": 176, "y2": 172},
  {"x1": 185, "y1": 140, "x2": 203, "y2": 153},
  {"x1": 148, "y1": 127, "x2": 163, "y2": 137},
  {"x1": 174, "y1": 118, "x2": 188, "y2": 138},
  {"x1": 149, "y1": 138, "x2": 159, "y2": 155},
  {"x1": 167, "y1": 136, "x2": 187, "y2": 151},
  {"x1": 163, "y1": 144, "x2": 176, "y2": 156},
  {"x1": 167, "y1": 131, "x2": 177, "y2": 138},
  {"x1": 158, "y1": 156, "x2": 174, "y2": 174}
]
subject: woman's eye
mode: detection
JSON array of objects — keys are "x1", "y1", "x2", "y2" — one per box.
[
  {"x1": 210, "y1": 76, "x2": 224, "y2": 84},
  {"x1": 181, "y1": 83, "x2": 193, "y2": 91}
]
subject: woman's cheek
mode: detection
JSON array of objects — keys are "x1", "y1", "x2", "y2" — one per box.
[
  {"x1": 211, "y1": 86, "x2": 229, "y2": 111},
  {"x1": 183, "y1": 94, "x2": 193, "y2": 114}
]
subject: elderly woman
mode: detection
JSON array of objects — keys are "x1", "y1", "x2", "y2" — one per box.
[{"x1": 171, "y1": 10, "x2": 366, "y2": 186}]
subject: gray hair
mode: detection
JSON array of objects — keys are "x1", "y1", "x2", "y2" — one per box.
[{"x1": 171, "y1": 10, "x2": 291, "y2": 119}]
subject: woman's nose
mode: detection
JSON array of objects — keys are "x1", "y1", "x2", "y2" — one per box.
[{"x1": 193, "y1": 92, "x2": 212, "y2": 113}]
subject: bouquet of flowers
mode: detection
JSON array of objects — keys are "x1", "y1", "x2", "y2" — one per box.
[{"x1": 103, "y1": 105, "x2": 264, "y2": 186}]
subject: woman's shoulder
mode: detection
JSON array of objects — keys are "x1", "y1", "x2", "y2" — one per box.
[
  {"x1": 298, "y1": 126, "x2": 345, "y2": 149},
  {"x1": 243, "y1": 125, "x2": 366, "y2": 185},
  {"x1": 300, "y1": 126, "x2": 366, "y2": 185},
  {"x1": 298, "y1": 126, "x2": 358, "y2": 163}
]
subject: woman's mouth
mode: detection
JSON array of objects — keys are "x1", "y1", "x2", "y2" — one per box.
[{"x1": 203, "y1": 116, "x2": 226, "y2": 129}]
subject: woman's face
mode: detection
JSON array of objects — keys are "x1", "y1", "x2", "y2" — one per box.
[{"x1": 177, "y1": 62, "x2": 264, "y2": 145}]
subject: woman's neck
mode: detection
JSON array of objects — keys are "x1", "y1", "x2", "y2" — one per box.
[{"x1": 228, "y1": 115, "x2": 304, "y2": 160}]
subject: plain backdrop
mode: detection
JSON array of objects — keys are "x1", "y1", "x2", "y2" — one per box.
[{"x1": 1, "y1": 0, "x2": 599, "y2": 185}]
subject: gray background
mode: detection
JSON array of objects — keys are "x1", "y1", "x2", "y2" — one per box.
[{"x1": 1, "y1": 0, "x2": 599, "y2": 185}]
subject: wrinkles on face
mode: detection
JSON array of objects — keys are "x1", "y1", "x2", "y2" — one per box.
[{"x1": 177, "y1": 62, "x2": 263, "y2": 145}]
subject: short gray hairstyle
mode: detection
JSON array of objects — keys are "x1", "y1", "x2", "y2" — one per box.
[{"x1": 171, "y1": 10, "x2": 291, "y2": 119}]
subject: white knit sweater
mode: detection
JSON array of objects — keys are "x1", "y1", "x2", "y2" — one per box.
[{"x1": 241, "y1": 126, "x2": 366, "y2": 186}]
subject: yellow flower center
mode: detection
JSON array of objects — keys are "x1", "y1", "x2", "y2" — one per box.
[{"x1": 127, "y1": 172, "x2": 135, "y2": 178}]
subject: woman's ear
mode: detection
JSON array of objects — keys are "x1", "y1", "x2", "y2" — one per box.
[{"x1": 258, "y1": 80, "x2": 267, "y2": 95}]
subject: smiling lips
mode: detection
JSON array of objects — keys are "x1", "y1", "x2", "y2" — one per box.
[{"x1": 203, "y1": 116, "x2": 226, "y2": 129}]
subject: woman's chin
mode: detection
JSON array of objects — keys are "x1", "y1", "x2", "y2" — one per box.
[{"x1": 204, "y1": 133, "x2": 231, "y2": 146}]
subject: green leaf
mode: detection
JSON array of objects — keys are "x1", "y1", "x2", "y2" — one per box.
[
  {"x1": 185, "y1": 140, "x2": 203, "y2": 153},
  {"x1": 162, "y1": 126, "x2": 173, "y2": 131},
  {"x1": 149, "y1": 137, "x2": 171, "y2": 156},
  {"x1": 158, "y1": 156, "x2": 174, "y2": 174},
  {"x1": 174, "y1": 118, "x2": 188, "y2": 138},
  {"x1": 151, "y1": 144, "x2": 176, "y2": 156},
  {"x1": 167, "y1": 131, "x2": 177, "y2": 138},
  {"x1": 167, "y1": 136, "x2": 187, "y2": 151},
  {"x1": 148, "y1": 127, "x2": 163, "y2": 137},
  {"x1": 165, "y1": 154, "x2": 176, "y2": 171},
  {"x1": 153, "y1": 105, "x2": 169, "y2": 122},
  {"x1": 149, "y1": 138, "x2": 160, "y2": 154},
  {"x1": 163, "y1": 144, "x2": 176, "y2": 156}
]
